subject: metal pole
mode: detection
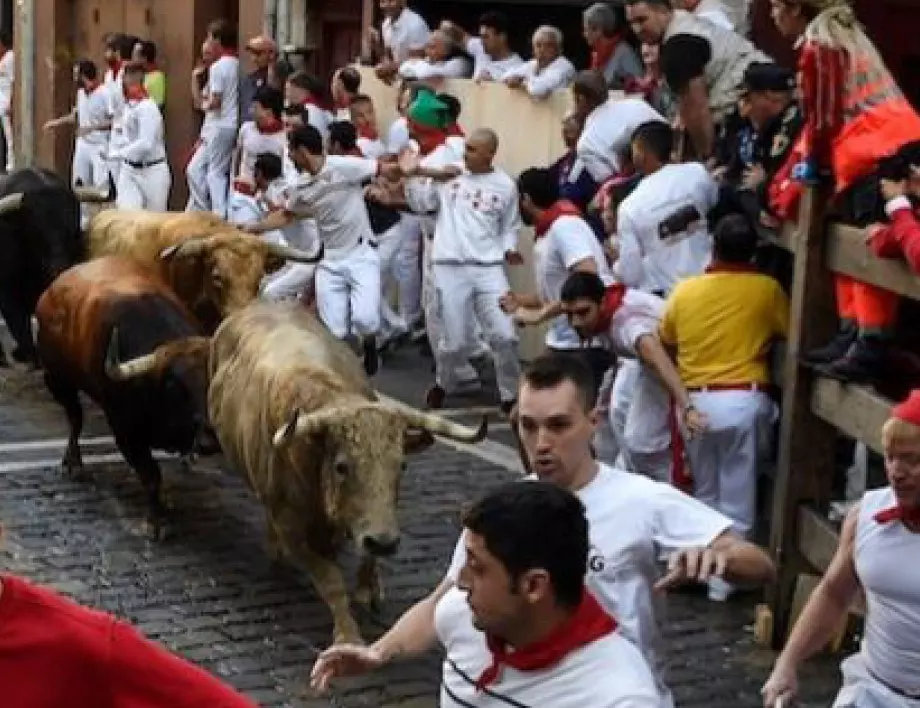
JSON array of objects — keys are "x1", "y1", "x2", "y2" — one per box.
[
  {"x1": 15, "y1": 0, "x2": 34, "y2": 167},
  {"x1": 264, "y1": 0, "x2": 278, "y2": 37},
  {"x1": 276, "y1": 0, "x2": 290, "y2": 48}
]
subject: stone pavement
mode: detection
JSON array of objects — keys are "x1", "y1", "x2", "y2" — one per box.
[{"x1": 0, "y1": 334, "x2": 841, "y2": 707}]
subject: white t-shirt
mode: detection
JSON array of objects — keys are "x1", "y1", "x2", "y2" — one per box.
[
  {"x1": 386, "y1": 117, "x2": 411, "y2": 155},
  {"x1": 357, "y1": 136, "x2": 388, "y2": 160},
  {"x1": 694, "y1": 0, "x2": 735, "y2": 30},
  {"x1": 502, "y1": 56, "x2": 576, "y2": 99},
  {"x1": 447, "y1": 464, "x2": 732, "y2": 703},
  {"x1": 108, "y1": 97, "x2": 166, "y2": 164},
  {"x1": 533, "y1": 214, "x2": 611, "y2": 349},
  {"x1": 435, "y1": 584, "x2": 661, "y2": 707},
  {"x1": 573, "y1": 98, "x2": 666, "y2": 183},
  {"x1": 405, "y1": 167, "x2": 521, "y2": 265},
  {"x1": 382, "y1": 8, "x2": 430, "y2": 65},
  {"x1": 303, "y1": 102, "x2": 332, "y2": 140},
  {"x1": 203, "y1": 55, "x2": 240, "y2": 131},
  {"x1": 285, "y1": 155, "x2": 378, "y2": 258},
  {"x1": 106, "y1": 67, "x2": 128, "y2": 149},
  {"x1": 236, "y1": 121, "x2": 287, "y2": 182},
  {"x1": 604, "y1": 289, "x2": 666, "y2": 358},
  {"x1": 75, "y1": 85, "x2": 111, "y2": 147},
  {"x1": 465, "y1": 37, "x2": 524, "y2": 81},
  {"x1": 617, "y1": 162, "x2": 718, "y2": 295},
  {"x1": 398, "y1": 56, "x2": 471, "y2": 80}
]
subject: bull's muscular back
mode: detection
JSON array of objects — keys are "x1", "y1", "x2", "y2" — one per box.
[
  {"x1": 208, "y1": 302, "x2": 374, "y2": 491},
  {"x1": 36, "y1": 257, "x2": 196, "y2": 392}
]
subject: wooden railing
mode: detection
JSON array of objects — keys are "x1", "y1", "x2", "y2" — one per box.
[{"x1": 767, "y1": 188, "x2": 920, "y2": 643}]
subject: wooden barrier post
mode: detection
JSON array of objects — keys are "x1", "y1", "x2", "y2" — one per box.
[{"x1": 767, "y1": 186, "x2": 840, "y2": 645}]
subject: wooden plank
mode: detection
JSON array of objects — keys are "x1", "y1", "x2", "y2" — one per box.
[
  {"x1": 826, "y1": 223, "x2": 920, "y2": 300},
  {"x1": 811, "y1": 377, "x2": 891, "y2": 455},
  {"x1": 797, "y1": 504, "x2": 840, "y2": 573},
  {"x1": 767, "y1": 186, "x2": 840, "y2": 646}
]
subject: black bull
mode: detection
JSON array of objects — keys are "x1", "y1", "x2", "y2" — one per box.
[{"x1": 0, "y1": 168, "x2": 111, "y2": 366}]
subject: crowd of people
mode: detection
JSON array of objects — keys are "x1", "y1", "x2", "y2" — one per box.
[{"x1": 2, "y1": 0, "x2": 920, "y2": 705}]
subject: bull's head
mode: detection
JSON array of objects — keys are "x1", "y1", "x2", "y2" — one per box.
[
  {"x1": 272, "y1": 404, "x2": 487, "y2": 557},
  {"x1": 159, "y1": 234, "x2": 324, "y2": 322},
  {"x1": 105, "y1": 327, "x2": 220, "y2": 456},
  {"x1": 0, "y1": 183, "x2": 115, "y2": 217}
]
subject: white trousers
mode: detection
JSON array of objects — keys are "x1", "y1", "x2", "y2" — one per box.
[
  {"x1": 610, "y1": 359, "x2": 674, "y2": 482},
  {"x1": 116, "y1": 162, "x2": 171, "y2": 212},
  {"x1": 833, "y1": 654, "x2": 920, "y2": 708},
  {"x1": 685, "y1": 389, "x2": 777, "y2": 537},
  {"x1": 396, "y1": 214, "x2": 423, "y2": 326},
  {"x1": 377, "y1": 223, "x2": 409, "y2": 340},
  {"x1": 186, "y1": 126, "x2": 236, "y2": 219},
  {"x1": 107, "y1": 130, "x2": 129, "y2": 185},
  {"x1": 1, "y1": 112, "x2": 13, "y2": 171},
  {"x1": 72, "y1": 140, "x2": 110, "y2": 228},
  {"x1": 262, "y1": 264, "x2": 316, "y2": 302},
  {"x1": 316, "y1": 244, "x2": 381, "y2": 339},
  {"x1": 431, "y1": 263, "x2": 520, "y2": 403}
]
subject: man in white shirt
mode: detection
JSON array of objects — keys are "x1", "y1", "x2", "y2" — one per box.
[
  {"x1": 400, "y1": 127, "x2": 523, "y2": 414},
  {"x1": 671, "y1": 0, "x2": 735, "y2": 30},
  {"x1": 442, "y1": 13, "x2": 523, "y2": 82},
  {"x1": 43, "y1": 60, "x2": 112, "y2": 227},
  {"x1": 616, "y1": 120, "x2": 718, "y2": 296},
  {"x1": 310, "y1": 355, "x2": 776, "y2": 706},
  {"x1": 398, "y1": 30, "x2": 472, "y2": 81},
  {"x1": 503, "y1": 26, "x2": 576, "y2": 100},
  {"x1": 373, "y1": 0, "x2": 430, "y2": 84},
  {"x1": 232, "y1": 85, "x2": 288, "y2": 186},
  {"x1": 187, "y1": 19, "x2": 240, "y2": 219},
  {"x1": 315, "y1": 480, "x2": 662, "y2": 706},
  {"x1": 570, "y1": 71, "x2": 666, "y2": 188},
  {"x1": 242, "y1": 124, "x2": 402, "y2": 376},
  {"x1": 0, "y1": 31, "x2": 15, "y2": 173},
  {"x1": 104, "y1": 62, "x2": 170, "y2": 211},
  {"x1": 103, "y1": 33, "x2": 135, "y2": 188}
]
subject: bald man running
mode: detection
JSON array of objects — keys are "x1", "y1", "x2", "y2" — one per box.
[{"x1": 401, "y1": 127, "x2": 524, "y2": 413}]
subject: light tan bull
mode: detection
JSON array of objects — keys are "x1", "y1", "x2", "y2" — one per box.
[
  {"x1": 86, "y1": 210, "x2": 323, "y2": 332},
  {"x1": 208, "y1": 301, "x2": 487, "y2": 643}
]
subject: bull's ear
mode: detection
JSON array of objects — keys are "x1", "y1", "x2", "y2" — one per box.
[
  {"x1": 403, "y1": 428, "x2": 435, "y2": 454},
  {"x1": 272, "y1": 408, "x2": 302, "y2": 450}
]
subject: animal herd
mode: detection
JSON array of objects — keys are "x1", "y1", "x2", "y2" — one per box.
[{"x1": 0, "y1": 167, "x2": 487, "y2": 642}]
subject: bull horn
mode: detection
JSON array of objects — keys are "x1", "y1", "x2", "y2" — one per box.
[
  {"x1": 104, "y1": 327, "x2": 158, "y2": 381},
  {"x1": 266, "y1": 240, "x2": 325, "y2": 264},
  {"x1": 400, "y1": 410, "x2": 489, "y2": 444},
  {"x1": 0, "y1": 192, "x2": 25, "y2": 215},
  {"x1": 272, "y1": 408, "x2": 331, "y2": 449},
  {"x1": 73, "y1": 185, "x2": 112, "y2": 202},
  {"x1": 160, "y1": 237, "x2": 210, "y2": 262}
]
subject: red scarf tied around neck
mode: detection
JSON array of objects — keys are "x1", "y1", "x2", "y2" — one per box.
[
  {"x1": 256, "y1": 116, "x2": 285, "y2": 135},
  {"x1": 590, "y1": 32, "x2": 624, "y2": 72},
  {"x1": 407, "y1": 119, "x2": 448, "y2": 156},
  {"x1": 358, "y1": 125, "x2": 380, "y2": 142},
  {"x1": 475, "y1": 590, "x2": 616, "y2": 691},
  {"x1": 874, "y1": 504, "x2": 920, "y2": 526},
  {"x1": 590, "y1": 283, "x2": 627, "y2": 336},
  {"x1": 534, "y1": 200, "x2": 583, "y2": 239}
]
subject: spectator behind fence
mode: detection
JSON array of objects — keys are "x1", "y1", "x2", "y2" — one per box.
[
  {"x1": 502, "y1": 25, "x2": 576, "y2": 100},
  {"x1": 582, "y1": 3, "x2": 644, "y2": 91}
]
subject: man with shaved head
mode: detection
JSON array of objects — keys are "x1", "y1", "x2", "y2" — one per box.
[{"x1": 399, "y1": 123, "x2": 523, "y2": 414}]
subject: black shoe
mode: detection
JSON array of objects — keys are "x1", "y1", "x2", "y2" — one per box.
[
  {"x1": 362, "y1": 336, "x2": 379, "y2": 376},
  {"x1": 426, "y1": 385, "x2": 446, "y2": 409},
  {"x1": 802, "y1": 322, "x2": 857, "y2": 366},
  {"x1": 818, "y1": 336, "x2": 887, "y2": 384}
]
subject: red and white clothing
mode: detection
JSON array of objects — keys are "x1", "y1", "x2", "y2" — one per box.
[
  {"x1": 834, "y1": 488, "x2": 920, "y2": 706},
  {"x1": 104, "y1": 63, "x2": 128, "y2": 184},
  {"x1": 109, "y1": 90, "x2": 170, "y2": 212},
  {"x1": 285, "y1": 157, "x2": 381, "y2": 338},
  {"x1": 572, "y1": 98, "x2": 666, "y2": 184},
  {"x1": 382, "y1": 7, "x2": 430, "y2": 65},
  {"x1": 234, "y1": 120, "x2": 288, "y2": 183},
  {"x1": 435, "y1": 585, "x2": 661, "y2": 707},
  {"x1": 187, "y1": 51, "x2": 239, "y2": 219},
  {"x1": 0, "y1": 575, "x2": 256, "y2": 708},
  {"x1": 301, "y1": 101, "x2": 332, "y2": 141},
  {"x1": 72, "y1": 82, "x2": 112, "y2": 226},
  {"x1": 502, "y1": 56, "x2": 577, "y2": 99},
  {"x1": 616, "y1": 162, "x2": 718, "y2": 295},
  {"x1": 405, "y1": 165, "x2": 522, "y2": 403},
  {"x1": 869, "y1": 196, "x2": 920, "y2": 274},
  {"x1": 447, "y1": 464, "x2": 732, "y2": 705}
]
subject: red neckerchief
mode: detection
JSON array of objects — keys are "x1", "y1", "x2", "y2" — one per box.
[
  {"x1": 358, "y1": 125, "x2": 380, "y2": 141},
  {"x1": 218, "y1": 47, "x2": 238, "y2": 58},
  {"x1": 106, "y1": 58, "x2": 123, "y2": 75},
  {"x1": 534, "y1": 200, "x2": 583, "y2": 238},
  {"x1": 256, "y1": 116, "x2": 285, "y2": 134},
  {"x1": 475, "y1": 591, "x2": 616, "y2": 691},
  {"x1": 590, "y1": 284, "x2": 628, "y2": 336},
  {"x1": 84, "y1": 79, "x2": 102, "y2": 94},
  {"x1": 874, "y1": 504, "x2": 920, "y2": 526},
  {"x1": 233, "y1": 179, "x2": 256, "y2": 196},
  {"x1": 408, "y1": 119, "x2": 448, "y2": 156},
  {"x1": 705, "y1": 261, "x2": 760, "y2": 275},
  {"x1": 123, "y1": 84, "x2": 149, "y2": 102},
  {"x1": 447, "y1": 122, "x2": 465, "y2": 138},
  {"x1": 590, "y1": 32, "x2": 624, "y2": 72}
]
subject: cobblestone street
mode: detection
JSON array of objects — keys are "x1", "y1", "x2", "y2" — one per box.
[{"x1": 0, "y1": 336, "x2": 840, "y2": 707}]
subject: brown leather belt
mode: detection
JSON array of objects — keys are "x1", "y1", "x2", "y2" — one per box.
[{"x1": 688, "y1": 382, "x2": 773, "y2": 394}]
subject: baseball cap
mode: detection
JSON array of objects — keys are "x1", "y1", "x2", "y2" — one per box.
[{"x1": 741, "y1": 63, "x2": 796, "y2": 94}]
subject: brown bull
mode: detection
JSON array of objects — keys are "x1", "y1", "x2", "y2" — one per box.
[
  {"x1": 208, "y1": 301, "x2": 487, "y2": 642},
  {"x1": 86, "y1": 210, "x2": 323, "y2": 331},
  {"x1": 36, "y1": 256, "x2": 218, "y2": 538}
]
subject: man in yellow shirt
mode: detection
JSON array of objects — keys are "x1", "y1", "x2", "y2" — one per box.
[
  {"x1": 659, "y1": 214, "x2": 788, "y2": 597},
  {"x1": 133, "y1": 40, "x2": 166, "y2": 112}
]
